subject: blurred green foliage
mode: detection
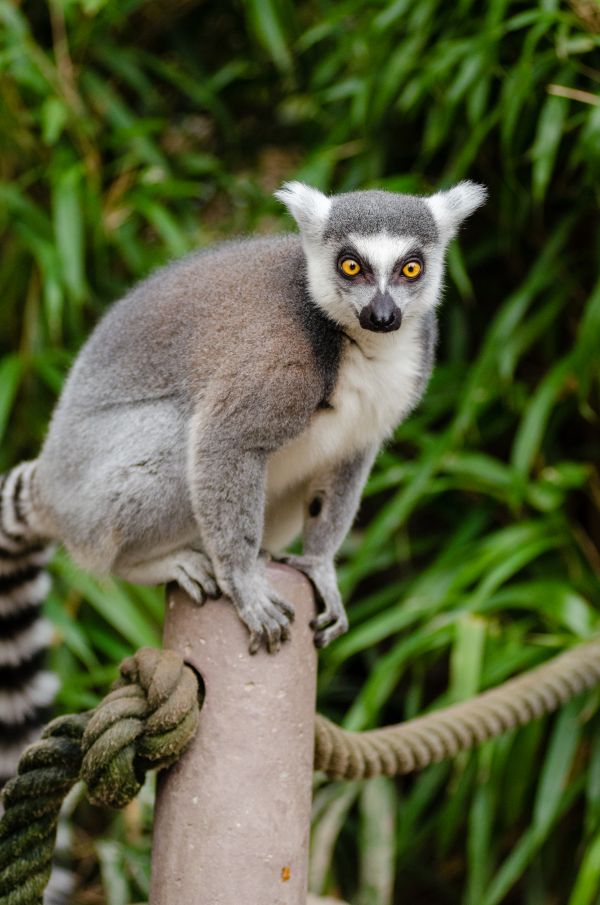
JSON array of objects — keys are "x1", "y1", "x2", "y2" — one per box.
[{"x1": 1, "y1": 0, "x2": 599, "y2": 902}]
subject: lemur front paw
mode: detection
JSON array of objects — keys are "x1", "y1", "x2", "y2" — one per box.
[
  {"x1": 223, "y1": 569, "x2": 295, "y2": 655},
  {"x1": 172, "y1": 549, "x2": 220, "y2": 604},
  {"x1": 278, "y1": 554, "x2": 348, "y2": 648}
]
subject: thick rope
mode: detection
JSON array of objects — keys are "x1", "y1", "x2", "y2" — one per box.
[
  {"x1": 314, "y1": 637, "x2": 600, "y2": 779},
  {"x1": 2, "y1": 638, "x2": 600, "y2": 902},
  {"x1": 0, "y1": 648, "x2": 201, "y2": 905}
]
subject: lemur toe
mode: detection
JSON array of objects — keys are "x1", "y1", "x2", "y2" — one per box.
[
  {"x1": 228, "y1": 568, "x2": 295, "y2": 654},
  {"x1": 273, "y1": 594, "x2": 295, "y2": 621},
  {"x1": 174, "y1": 567, "x2": 207, "y2": 605},
  {"x1": 243, "y1": 598, "x2": 294, "y2": 654},
  {"x1": 248, "y1": 631, "x2": 262, "y2": 655},
  {"x1": 312, "y1": 609, "x2": 349, "y2": 648},
  {"x1": 260, "y1": 601, "x2": 293, "y2": 654},
  {"x1": 266, "y1": 632, "x2": 281, "y2": 654},
  {"x1": 248, "y1": 622, "x2": 287, "y2": 656},
  {"x1": 173, "y1": 549, "x2": 220, "y2": 604},
  {"x1": 202, "y1": 575, "x2": 220, "y2": 598},
  {"x1": 314, "y1": 618, "x2": 347, "y2": 648}
]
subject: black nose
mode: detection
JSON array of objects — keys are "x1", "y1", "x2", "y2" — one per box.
[
  {"x1": 359, "y1": 291, "x2": 402, "y2": 333},
  {"x1": 370, "y1": 309, "x2": 396, "y2": 329}
]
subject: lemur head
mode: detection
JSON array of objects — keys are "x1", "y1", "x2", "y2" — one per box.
[{"x1": 275, "y1": 181, "x2": 486, "y2": 335}]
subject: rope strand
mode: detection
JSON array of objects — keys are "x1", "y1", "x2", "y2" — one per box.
[
  {"x1": 0, "y1": 649, "x2": 201, "y2": 905},
  {"x1": 314, "y1": 638, "x2": 600, "y2": 779},
  {"x1": 2, "y1": 639, "x2": 600, "y2": 902}
]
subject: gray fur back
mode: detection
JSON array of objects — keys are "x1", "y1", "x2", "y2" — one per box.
[{"x1": 34, "y1": 233, "x2": 340, "y2": 572}]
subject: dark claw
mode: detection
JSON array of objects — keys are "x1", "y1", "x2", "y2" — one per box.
[
  {"x1": 314, "y1": 615, "x2": 348, "y2": 648},
  {"x1": 314, "y1": 628, "x2": 335, "y2": 648},
  {"x1": 275, "y1": 599, "x2": 295, "y2": 621},
  {"x1": 267, "y1": 634, "x2": 281, "y2": 654}
]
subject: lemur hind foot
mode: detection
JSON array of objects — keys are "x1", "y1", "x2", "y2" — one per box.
[{"x1": 115, "y1": 548, "x2": 219, "y2": 605}]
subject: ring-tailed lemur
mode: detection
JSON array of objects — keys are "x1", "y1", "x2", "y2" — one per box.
[{"x1": 0, "y1": 180, "x2": 486, "y2": 783}]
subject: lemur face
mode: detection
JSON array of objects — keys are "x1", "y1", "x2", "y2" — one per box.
[{"x1": 276, "y1": 181, "x2": 486, "y2": 335}]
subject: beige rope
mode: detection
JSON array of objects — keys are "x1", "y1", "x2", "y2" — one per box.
[{"x1": 314, "y1": 638, "x2": 600, "y2": 779}]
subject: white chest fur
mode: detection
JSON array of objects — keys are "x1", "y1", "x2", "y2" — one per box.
[{"x1": 266, "y1": 315, "x2": 424, "y2": 501}]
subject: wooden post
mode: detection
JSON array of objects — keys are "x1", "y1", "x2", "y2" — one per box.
[{"x1": 149, "y1": 562, "x2": 318, "y2": 905}]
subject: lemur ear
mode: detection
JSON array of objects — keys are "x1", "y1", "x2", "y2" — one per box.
[
  {"x1": 426, "y1": 181, "x2": 487, "y2": 241},
  {"x1": 275, "y1": 181, "x2": 332, "y2": 241}
]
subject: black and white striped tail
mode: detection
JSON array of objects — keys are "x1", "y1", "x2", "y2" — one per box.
[{"x1": 0, "y1": 461, "x2": 58, "y2": 786}]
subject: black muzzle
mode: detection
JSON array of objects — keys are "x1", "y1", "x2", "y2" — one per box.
[{"x1": 359, "y1": 291, "x2": 402, "y2": 333}]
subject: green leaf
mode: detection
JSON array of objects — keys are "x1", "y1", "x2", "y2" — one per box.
[
  {"x1": 40, "y1": 96, "x2": 69, "y2": 145},
  {"x1": 52, "y1": 162, "x2": 86, "y2": 304},
  {"x1": 511, "y1": 356, "x2": 573, "y2": 477},
  {"x1": 449, "y1": 615, "x2": 487, "y2": 702},
  {"x1": 533, "y1": 700, "x2": 582, "y2": 832},
  {"x1": 244, "y1": 0, "x2": 293, "y2": 71},
  {"x1": 585, "y1": 728, "x2": 600, "y2": 836},
  {"x1": 310, "y1": 783, "x2": 360, "y2": 894},
  {"x1": 531, "y1": 93, "x2": 569, "y2": 200},
  {"x1": 0, "y1": 355, "x2": 24, "y2": 446},
  {"x1": 481, "y1": 701, "x2": 584, "y2": 904},
  {"x1": 568, "y1": 833, "x2": 600, "y2": 905},
  {"x1": 357, "y1": 777, "x2": 397, "y2": 905}
]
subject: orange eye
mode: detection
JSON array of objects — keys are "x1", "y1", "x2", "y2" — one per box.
[
  {"x1": 340, "y1": 258, "x2": 361, "y2": 277},
  {"x1": 401, "y1": 260, "x2": 422, "y2": 279}
]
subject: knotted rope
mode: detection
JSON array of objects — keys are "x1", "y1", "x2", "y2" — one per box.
[
  {"x1": 0, "y1": 648, "x2": 201, "y2": 905},
  {"x1": 2, "y1": 638, "x2": 600, "y2": 903}
]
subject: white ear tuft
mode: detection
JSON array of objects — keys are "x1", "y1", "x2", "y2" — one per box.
[
  {"x1": 275, "y1": 181, "x2": 332, "y2": 240},
  {"x1": 426, "y1": 181, "x2": 487, "y2": 241}
]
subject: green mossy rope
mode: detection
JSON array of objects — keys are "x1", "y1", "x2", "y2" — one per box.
[
  {"x1": 2, "y1": 638, "x2": 600, "y2": 903},
  {"x1": 0, "y1": 648, "x2": 201, "y2": 905}
]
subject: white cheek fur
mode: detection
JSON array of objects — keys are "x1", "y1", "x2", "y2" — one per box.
[
  {"x1": 304, "y1": 233, "x2": 445, "y2": 328},
  {"x1": 304, "y1": 244, "x2": 355, "y2": 329}
]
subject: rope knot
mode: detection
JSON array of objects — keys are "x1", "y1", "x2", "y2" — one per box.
[
  {"x1": 81, "y1": 647, "x2": 201, "y2": 808},
  {"x1": 3, "y1": 638, "x2": 600, "y2": 905}
]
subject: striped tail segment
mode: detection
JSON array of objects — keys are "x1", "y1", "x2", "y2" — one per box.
[{"x1": 0, "y1": 461, "x2": 58, "y2": 786}]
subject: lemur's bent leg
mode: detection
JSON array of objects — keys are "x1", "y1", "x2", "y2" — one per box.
[
  {"x1": 187, "y1": 358, "x2": 329, "y2": 653},
  {"x1": 114, "y1": 548, "x2": 219, "y2": 604},
  {"x1": 188, "y1": 425, "x2": 295, "y2": 655},
  {"x1": 281, "y1": 445, "x2": 378, "y2": 648}
]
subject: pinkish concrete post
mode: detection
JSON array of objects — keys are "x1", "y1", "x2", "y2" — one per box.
[{"x1": 149, "y1": 562, "x2": 318, "y2": 905}]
